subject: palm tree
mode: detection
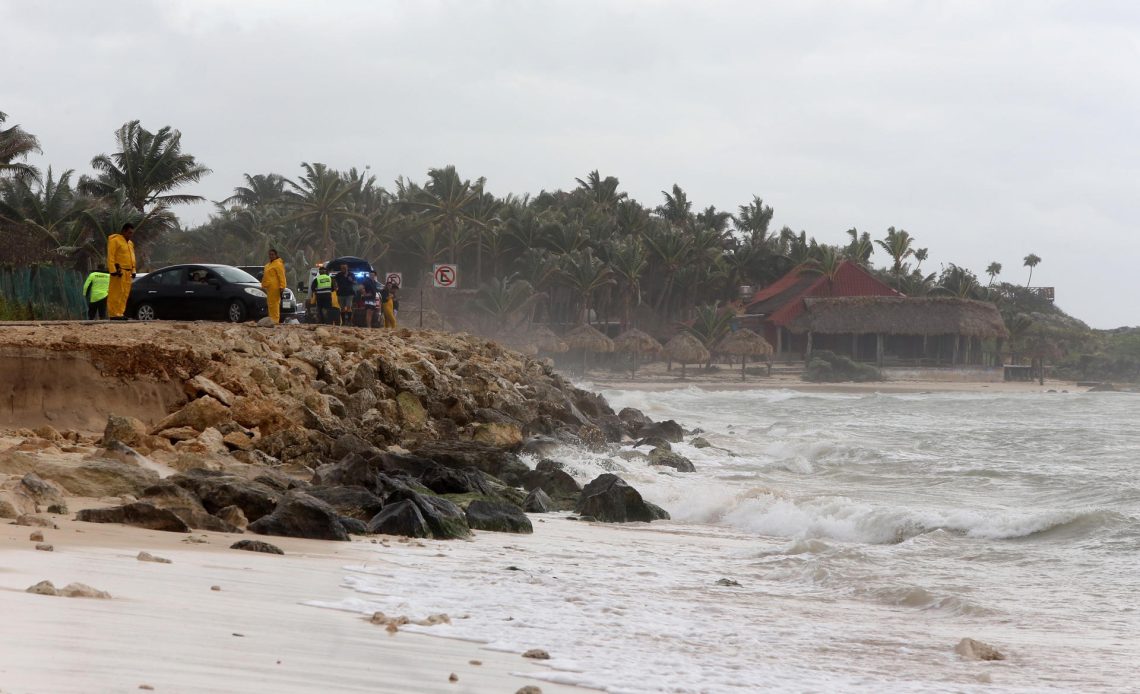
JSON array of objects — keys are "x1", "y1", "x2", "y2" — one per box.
[
  {"x1": 733, "y1": 196, "x2": 774, "y2": 243},
  {"x1": 844, "y1": 228, "x2": 874, "y2": 265},
  {"x1": 280, "y1": 162, "x2": 362, "y2": 260},
  {"x1": 933, "y1": 264, "x2": 981, "y2": 299},
  {"x1": 0, "y1": 112, "x2": 40, "y2": 179},
  {"x1": 644, "y1": 223, "x2": 692, "y2": 315},
  {"x1": 0, "y1": 168, "x2": 93, "y2": 263},
  {"x1": 875, "y1": 227, "x2": 915, "y2": 280},
  {"x1": 471, "y1": 274, "x2": 542, "y2": 332},
  {"x1": 83, "y1": 120, "x2": 210, "y2": 217},
  {"x1": 574, "y1": 170, "x2": 626, "y2": 210},
  {"x1": 402, "y1": 165, "x2": 486, "y2": 266},
  {"x1": 1023, "y1": 253, "x2": 1042, "y2": 286},
  {"x1": 985, "y1": 262, "x2": 1002, "y2": 286},
  {"x1": 803, "y1": 245, "x2": 844, "y2": 294},
  {"x1": 684, "y1": 303, "x2": 735, "y2": 354},
  {"x1": 606, "y1": 238, "x2": 649, "y2": 329},
  {"x1": 558, "y1": 249, "x2": 614, "y2": 324},
  {"x1": 656, "y1": 184, "x2": 693, "y2": 229},
  {"x1": 222, "y1": 173, "x2": 286, "y2": 208}
]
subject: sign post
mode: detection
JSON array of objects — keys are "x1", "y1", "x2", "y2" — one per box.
[{"x1": 432, "y1": 264, "x2": 457, "y2": 289}]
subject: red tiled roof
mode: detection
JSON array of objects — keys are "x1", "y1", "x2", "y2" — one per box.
[{"x1": 746, "y1": 261, "x2": 900, "y2": 327}]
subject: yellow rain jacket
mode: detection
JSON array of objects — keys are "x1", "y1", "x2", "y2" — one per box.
[{"x1": 261, "y1": 257, "x2": 287, "y2": 323}]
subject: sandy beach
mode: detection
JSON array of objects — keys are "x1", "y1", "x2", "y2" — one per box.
[{"x1": 0, "y1": 504, "x2": 592, "y2": 694}]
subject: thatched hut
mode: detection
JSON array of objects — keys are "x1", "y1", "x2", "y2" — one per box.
[
  {"x1": 564, "y1": 324, "x2": 614, "y2": 373},
  {"x1": 716, "y1": 328, "x2": 774, "y2": 381},
  {"x1": 790, "y1": 296, "x2": 1010, "y2": 367},
  {"x1": 530, "y1": 325, "x2": 568, "y2": 354},
  {"x1": 664, "y1": 332, "x2": 710, "y2": 379},
  {"x1": 613, "y1": 328, "x2": 662, "y2": 378}
]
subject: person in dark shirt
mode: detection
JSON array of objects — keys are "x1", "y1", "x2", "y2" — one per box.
[
  {"x1": 361, "y1": 271, "x2": 379, "y2": 328},
  {"x1": 334, "y1": 263, "x2": 356, "y2": 326}
]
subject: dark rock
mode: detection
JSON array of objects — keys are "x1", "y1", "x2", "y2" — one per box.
[
  {"x1": 304, "y1": 485, "x2": 386, "y2": 521},
  {"x1": 648, "y1": 448, "x2": 696, "y2": 472},
  {"x1": 594, "y1": 414, "x2": 625, "y2": 442},
  {"x1": 216, "y1": 505, "x2": 248, "y2": 529},
  {"x1": 18, "y1": 472, "x2": 65, "y2": 507},
  {"x1": 252, "y1": 469, "x2": 309, "y2": 492},
  {"x1": 140, "y1": 481, "x2": 241, "y2": 532},
  {"x1": 418, "y1": 466, "x2": 495, "y2": 497},
  {"x1": 170, "y1": 470, "x2": 282, "y2": 522},
  {"x1": 574, "y1": 474, "x2": 670, "y2": 523},
  {"x1": 331, "y1": 433, "x2": 378, "y2": 461},
  {"x1": 339, "y1": 516, "x2": 368, "y2": 535},
  {"x1": 535, "y1": 459, "x2": 564, "y2": 471},
  {"x1": 347, "y1": 362, "x2": 377, "y2": 393},
  {"x1": 248, "y1": 491, "x2": 349, "y2": 541},
  {"x1": 522, "y1": 465, "x2": 581, "y2": 501},
  {"x1": 366, "y1": 499, "x2": 431, "y2": 537},
  {"x1": 311, "y1": 453, "x2": 419, "y2": 497},
  {"x1": 690, "y1": 437, "x2": 712, "y2": 449},
  {"x1": 618, "y1": 407, "x2": 652, "y2": 435},
  {"x1": 523, "y1": 488, "x2": 554, "y2": 513},
  {"x1": 633, "y1": 436, "x2": 672, "y2": 451},
  {"x1": 411, "y1": 441, "x2": 529, "y2": 486},
  {"x1": 577, "y1": 425, "x2": 607, "y2": 452},
  {"x1": 519, "y1": 435, "x2": 560, "y2": 458},
  {"x1": 638, "y1": 420, "x2": 684, "y2": 443},
  {"x1": 465, "y1": 499, "x2": 533, "y2": 534},
  {"x1": 383, "y1": 489, "x2": 470, "y2": 539},
  {"x1": 77, "y1": 502, "x2": 191, "y2": 533},
  {"x1": 230, "y1": 539, "x2": 284, "y2": 555}
]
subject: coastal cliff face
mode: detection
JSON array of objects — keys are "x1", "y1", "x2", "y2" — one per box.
[
  {"x1": 0, "y1": 322, "x2": 675, "y2": 537},
  {"x1": 0, "y1": 322, "x2": 621, "y2": 467}
]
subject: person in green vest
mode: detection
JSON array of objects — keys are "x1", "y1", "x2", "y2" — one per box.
[
  {"x1": 309, "y1": 265, "x2": 338, "y2": 324},
  {"x1": 82, "y1": 265, "x2": 111, "y2": 320}
]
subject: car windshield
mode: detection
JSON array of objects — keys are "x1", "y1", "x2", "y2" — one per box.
[{"x1": 212, "y1": 266, "x2": 259, "y2": 283}]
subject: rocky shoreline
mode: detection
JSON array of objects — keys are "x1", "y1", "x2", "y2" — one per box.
[{"x1": 1, "y1": 322, "x2": 697, "y2": 544}]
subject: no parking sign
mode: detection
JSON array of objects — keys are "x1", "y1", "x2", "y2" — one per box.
[{"x1": 432, "y1": 264, "x2": 457, "y2": 288}]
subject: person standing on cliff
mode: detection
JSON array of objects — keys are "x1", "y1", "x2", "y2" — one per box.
[
  {"x1": 82, "y1": 264, "x2": 110, "y2": 320},
  {"x1": 380, "y1": 279, "x2": 398, "y2": 328},
  {"x1": 260, "y1": 248, "x2": 286, "y2": 324},
  {"x1": 334, "y1": 263, "x2": 355, "y2": 326},
  {"x1": 310, "y1": 265, "x2": 337, "y2": 324},
  {"x1": 361, "y1": 270, "x2": 379, "y2": 329},
  {"x1": 105, "y1": 223, "x2": 136, "y2": 320}
]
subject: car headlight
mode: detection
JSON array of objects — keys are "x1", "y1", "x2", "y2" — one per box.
[{"x1": 244, "y1": 287, "x2": 267, "y2": 298}]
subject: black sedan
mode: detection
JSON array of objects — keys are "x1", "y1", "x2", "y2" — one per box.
[{"x1": 127, "y1": 264, "x2": 269, "y2": 322}]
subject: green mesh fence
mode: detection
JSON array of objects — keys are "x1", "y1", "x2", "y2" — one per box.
[{"x1": 0, "y1": 265, "x2": 87, "y2": 320}]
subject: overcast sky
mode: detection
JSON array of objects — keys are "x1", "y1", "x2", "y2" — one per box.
[{"x1": 4, "y1": 1, "x2": 1138, "y2": 327}]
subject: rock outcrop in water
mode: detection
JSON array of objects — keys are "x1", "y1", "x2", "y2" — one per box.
[{"x1": 0, "y1": 322, "x2": 675, "y2": 540}]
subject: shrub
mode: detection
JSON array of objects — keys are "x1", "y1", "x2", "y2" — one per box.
[{"x1": 802, "y1": 350, "x2": 881, "y2": 382}]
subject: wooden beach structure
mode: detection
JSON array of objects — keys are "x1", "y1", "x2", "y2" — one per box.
[
  {"x1": 789, "y1": 296, "x2": 1010, "y2": 367},
  {"x1": 742, "y1": 261, "x2": 900, "y2": 360}
]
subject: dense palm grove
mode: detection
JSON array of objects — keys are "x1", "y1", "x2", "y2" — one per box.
[{"x1": 4, "y1": 113, "x2": 1132, "y2": 380}]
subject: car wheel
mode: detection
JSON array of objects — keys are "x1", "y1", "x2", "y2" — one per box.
[
  {"x1": 135, "y1": 302, "x2": 157, "y2": 321},
  {"x1": 226, "y1": 300, "x2": 247, "y2": 323}
]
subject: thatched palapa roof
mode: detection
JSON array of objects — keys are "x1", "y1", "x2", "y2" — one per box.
[
  {"x1": 613, "y1": 328, "x2": 662, "y2": 354},
  {"x1": 564, "y1": 324, "x2": 614, "y2": 352},
  {"x1": 790, "y1": 297, "x2": 1009, "y2": 338},
  {"x1": 716, "y1": 328, "x2": 773, "y2": 356},
  {"x1": 529, "y1": 325, "x2": 568, "y2": 353},
  {"x1": 665, "y1": 332, "x2": 710, "y2": 364}
]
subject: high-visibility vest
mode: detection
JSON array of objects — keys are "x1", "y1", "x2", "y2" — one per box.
[
  {"x1": 83, "y1": 272, "x2": 111, "y2": 302},
  {"x1": 315, "y1": 274, "x2": 333, "y2": 293}
]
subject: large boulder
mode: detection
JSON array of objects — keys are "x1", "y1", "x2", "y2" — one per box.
[
  {"x1": 472, "y1": 422, "x2": 523, "y2": 448},
  {"x1": 151, "y1": 395, "x2": 232, "y2": 434},
  {"x1": 169, "y1": 470, "x2": 282, "y2": 522},
  {"x1": 574, "y1": 474, "x2": 670, "y2": 523},
  {"x1": 16, "y1": 473, "x2": 67, "y2": 509},
  {"x1": 33, "y1": 459, "x2": 159, "y2": 497},
  {"x1": 411, "y1": 441, "x2": 529, "y2": 486},
  {"x1": 310, "y1": 453, "x2": 415, "y2": 497},
  {"x1": 383, "y1": 489, "x2": 470, "y2": 539},
  {"x1": 102, "y1": 414, "x2": 149, "y2": 448},
  {"x1": 617, "y1": 407, "x2": 652, "y2": 436},
  {"x1": 521, "y1": 460, "x2": 581, "y2": 504},
  {"x1": 523, "y1": 488, "x2": 554, "y2": 513},
  {"x1": 366, "y1": 500, "x2": 431, "y2": 538},
  {"x1": 139, "y1": 481, "x2": 241, "y2": 533},
  {"x1": 303, "y1": 486, "x2": 386, "y2": 521},
  {"x1": 648, "y1": 448, "x2": 696, "y2": 473},
  {"x1": 0, "y1": 486, "x2": 36, "y2": 519},
  {"x1": 76, "y1": 502, "x2": 191, "y2": 533},
  {"x1": 464, "y1": 498, "x2": 533, "y2": 534},
  {"x1": 519, "y1": 436, "x2": 560, "y2": 458},
  {"x1": 637, "y1": 420, "x2": 684, "y2": 444},
  {"x1": 248, "y1": 491, "x2": 350, "y2": 541},
  {"x1": 418, "y1": 466, "x2": 496, "y2": 497}
]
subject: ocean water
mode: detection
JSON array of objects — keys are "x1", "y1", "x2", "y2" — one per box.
[{"x1": 309, "y1": 388, "x2": 1140, "y2": 693}]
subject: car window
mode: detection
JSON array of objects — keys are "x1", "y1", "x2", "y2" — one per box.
[
  {"x1": 187, "y1": 268, "x2": 211, "y2": 284},
  {"x1": 149, "y1": 268, "x2": 184, "y2": 286},
  {"x1": 213, "y1": 266, "x2": 259, "y2": 283}
]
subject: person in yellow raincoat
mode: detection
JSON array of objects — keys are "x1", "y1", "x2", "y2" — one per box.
[
  {"x1": 260, "y1": 248, "x2": 286, "y2": 323},
  {"x1": 381, "y1": 280, "x2": 398, "y2": 328},
  {"x1": 106, "y1": 223, "x2": 136, "y2": 319}
]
